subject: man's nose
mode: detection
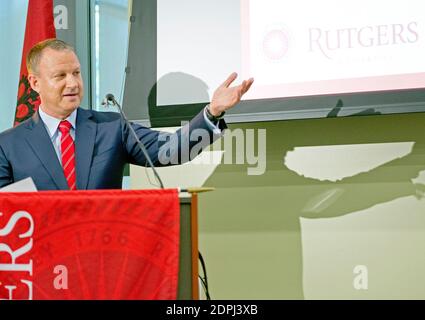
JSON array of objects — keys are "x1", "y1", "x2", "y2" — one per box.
[{"x1": 65, "y1": 74, "x2": 79, "y2": 88}]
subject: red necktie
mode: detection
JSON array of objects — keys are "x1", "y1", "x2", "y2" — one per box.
[{"x1": 58, "y1": 120, "x2": 77, "y2": 190}]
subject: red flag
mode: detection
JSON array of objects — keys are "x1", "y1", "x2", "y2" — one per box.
[
  {"x1": 0, "y1": 189, "x2": 180, "y2": 300},
  {"x1": 14, "y1": 0, "x2": 56, "y2": 126}
]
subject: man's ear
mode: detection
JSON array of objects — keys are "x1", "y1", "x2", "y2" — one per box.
[{"x1": 27, "y1": 73, "x2": 40, "y2": 93}]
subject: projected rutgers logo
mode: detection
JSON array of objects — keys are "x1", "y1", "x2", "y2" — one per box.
[
  {"x1": 309, "y1": 22, "x2": 419, "y2": 60},
  {"x1": 262, "y1": 28, "x2": 291, "y2": 61},
  {"x1": 242, "y1": 0, "x2": 425, "y2": 100}
]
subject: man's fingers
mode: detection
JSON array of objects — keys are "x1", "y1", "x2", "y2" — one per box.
[
  {"x1": 240, "y1": 78, "x2": 254, "y2": 95},
  {"x1": 242, "y1": 78, "x2": 254, "y2": 94},
  {"x1": 241, "y1": 80, "x2": 247, "y2": 91},
  {"x1": 221, "y1": 72, "x2": 238, "y2": 88}
]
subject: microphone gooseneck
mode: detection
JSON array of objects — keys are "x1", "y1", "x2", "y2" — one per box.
[{"x1": 103, "y1": 93, "x2": 165, "y2": 189}]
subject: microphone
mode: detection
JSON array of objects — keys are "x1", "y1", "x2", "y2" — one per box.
[
  {"x1": 101, "y1": 93, "x2": 115, "y2": 106},
  {"x1": 102, "y1": 93, "x2": 164, "y2": 189}
]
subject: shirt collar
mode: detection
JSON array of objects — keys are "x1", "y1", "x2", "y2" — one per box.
[{"x1": 38, "y1": 106, "x2": 78, "y2": 138}]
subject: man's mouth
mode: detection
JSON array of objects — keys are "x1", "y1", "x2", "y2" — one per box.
[{"x1": 63, "y1": 93, "x2": 79, "y2": 98}]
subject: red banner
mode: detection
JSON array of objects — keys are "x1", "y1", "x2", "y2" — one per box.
[
  {"x1": 0, "y1": 189, "x2": 180, "y2": 300},
  {"x1": 15, "y1": 0, "x2": 56, "y2": 126}
]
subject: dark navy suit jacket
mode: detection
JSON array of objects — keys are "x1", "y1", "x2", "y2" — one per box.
[{"x1": 0, "y1": 108, "x2": 224, "y2": 190}]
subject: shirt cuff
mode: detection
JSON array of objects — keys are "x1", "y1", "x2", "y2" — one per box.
[{"x1": 203, "y1": 106, "x2": 223, "y2": 135}]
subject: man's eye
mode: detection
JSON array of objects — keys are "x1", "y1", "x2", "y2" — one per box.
[
  {"x1": 55, "y1": 74, "x2": 65, "y2": 78},
  {"x1": 74, "y1": 71, "x2": 80, "y2": 75}
]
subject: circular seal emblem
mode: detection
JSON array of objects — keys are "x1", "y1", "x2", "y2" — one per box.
[{"x1": 262, "y1": 27, "x2": 291, "y2": 61}]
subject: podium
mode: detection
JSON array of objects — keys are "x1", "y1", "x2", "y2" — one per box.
[
  {"x1": 0, "y1": 189, "x2": 201, "y2": 300},
  {"x1": 178, "y1": 192, "x2": 199, "y2": 300}
]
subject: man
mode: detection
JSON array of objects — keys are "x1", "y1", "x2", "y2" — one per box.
[{"x1": 0, "y1": 39, "x2": 253, "y2": 190}]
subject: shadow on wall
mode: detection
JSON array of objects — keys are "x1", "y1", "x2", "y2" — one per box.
[
  {"x1": 147, "y1": 72, "x2": 210, "y2": 127},
  {"x1": 200, "y1": 103, "x2": 425, "y2": 299},
  {"x1": 129, "y1": 71, "x2": 225, "y2": 190}
]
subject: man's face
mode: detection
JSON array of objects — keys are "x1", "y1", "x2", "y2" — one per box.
[{"x1": 28, "y1": 48, "x2": 84, "y2": 119}]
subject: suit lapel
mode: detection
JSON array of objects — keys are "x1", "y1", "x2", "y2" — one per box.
[
  {"x1": 75, "y1": 108, "x2": 96, "y2": 190},
  {"x1": 24, "y1": 112, "x2": 69, "y2": 190}
]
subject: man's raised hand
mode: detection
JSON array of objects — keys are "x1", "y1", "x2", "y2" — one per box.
[{"x1": 209, "y1": 72, "x2": 254, "y2": 116}]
